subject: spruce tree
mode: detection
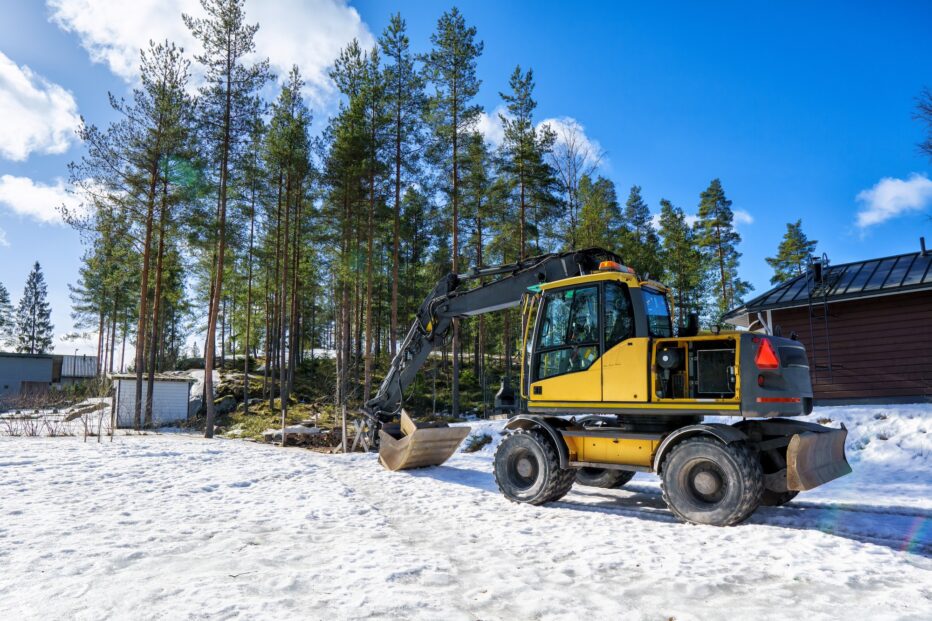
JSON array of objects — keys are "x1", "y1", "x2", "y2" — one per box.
[
  {"x1": 15, "y1": 262, "x2": 54, "y2": 355},
  {"x1": 766, "y1": 219, "x2": 817, "y2": 284},
  {"x1": 694, "y1": 179, "x2": 751, "y2": 322},
  {"x1": 421, "y1": 7, "x2": 483, "y2": 417},
  {"x1": 0, "y1": 282, "x2": 14, "y2": 350},
  {"x1": 658, "y1": 199, "x2": 705, "y2": 327},
  {"x1": 621, "y1": 185, "x2": 663, "y2": 279}
]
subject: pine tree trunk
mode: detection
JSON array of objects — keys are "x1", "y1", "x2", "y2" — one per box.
[
  {"x1": 288, "y1": 190, "x2": 301, "y2": 396},
  {"x1": 390, "y1": 94, "x2": 401, "y2": 360},
  {"x1": 134, "y1": 153, "x2": 160, "y2": 430},
  {"x1": 108, "y1": 299, "x2": 117, "y2": 374},
  {"x1": 145, "y1": 175, "x2": 169, "y2": 428},
  {"x1": 96, "y1": 308, "x2": 104, "y2": 376},
  {"x1": 363, "y1": 164, "x2": 376, "y2": 403},
  {"x1": 279, "y1": 176, "x2": 291, "y2": 434},
  {"x1": 244, "y1": 186, "x2": 256, "y2": 415},
  {"x1": 451, "y1": 76, "x2": 460, "y2": 418},
  {"x1": 203, "y1": 52, "x2": 234, "y2": 440}
]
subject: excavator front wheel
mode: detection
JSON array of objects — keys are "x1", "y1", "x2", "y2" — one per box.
[{"x1": 494, "y1": 429, "x2": 575, "y2": 505}]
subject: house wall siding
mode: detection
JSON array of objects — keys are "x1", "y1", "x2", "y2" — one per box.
[
  {"x1": 115, "y1": 379, "x2": 191, "y2": 427},
  {"x1": 771, "y1": 290, "x2": 932, "y2": 400},
  {"x1": 0, "y1": 356, "x2": 54, "y2": 399}
]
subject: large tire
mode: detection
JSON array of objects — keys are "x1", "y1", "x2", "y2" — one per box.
[
  {"x1": 661, "y1": 436, "x2": 763, "y2": 526},
  {"x1": 575, "y1": 467, "x2": 636, "y2": 489},
  {"x1": 494, "y1": 429, "x2": 574, "y2": 505}
]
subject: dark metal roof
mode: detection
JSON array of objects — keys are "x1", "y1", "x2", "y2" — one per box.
[
  {"x1": 724, "y1": 250, "x2": 932, "y2": 320},
  {"x1": 0, "y1": 352, "x2": 54, "y2": 359}
]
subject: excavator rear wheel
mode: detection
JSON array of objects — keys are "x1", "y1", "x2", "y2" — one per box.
[
  {"x1": 661, "y1": 436, "x2": 763, "y2": 526},
  {"x1": 575, "y1": 467, "x2": 636, "y2": 489},
  {"x1": 494, "y1": 429, "x2": 574, "y2": 505}
]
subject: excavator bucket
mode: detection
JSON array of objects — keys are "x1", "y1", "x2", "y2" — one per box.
[
  {"x1": 786, "y1": 425, "x2": 852, "y2": 491},
  {"x1": 378, "y1": 410, "x2": 470, "y2": 471}
]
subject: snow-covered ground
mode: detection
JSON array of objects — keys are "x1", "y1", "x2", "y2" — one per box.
[{"x1": 0, "y1": 405, "x2": 929, "y2": 620}]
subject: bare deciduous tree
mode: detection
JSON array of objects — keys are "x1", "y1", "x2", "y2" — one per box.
[{"x1": 547, "y1": 120, "x2": 604, "y2": 250}]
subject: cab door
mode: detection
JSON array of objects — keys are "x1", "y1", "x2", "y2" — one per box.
[
  {"x1": 528, "y1": 285, "x2": 602, "y2": 404},
  {"x1": 601, "y1": 282, "x2": 649, "y2": 402}
]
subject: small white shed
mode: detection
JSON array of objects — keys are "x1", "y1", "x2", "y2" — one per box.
[{"x1": 112, "y1": 374, "x2": 194, "y2": 428}]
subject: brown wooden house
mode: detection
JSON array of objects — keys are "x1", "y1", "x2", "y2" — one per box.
[{"x1": 724, "y1": 248, "x2": 932, "y2": 404}]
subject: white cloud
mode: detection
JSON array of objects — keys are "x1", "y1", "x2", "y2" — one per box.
[
  {"x1": 47, "y1": 0, "x2": 373, "y2": 109},
  {"x1": 538, "y1": 117, "x2": 605, "y2": 169},
  {"x1": 733, "y1": 209, "x2": 754, "y2": 225},
  {"x1": 856, "y1": 173, "x2": 932, "y2": 229},
  {"x1": 0, "y1": 175, "x2": 81, "y2": 224},
  {"x1": 476, "y1": 106, "x2": 508, "y2": 146},
  {"x1": 0, "y1": 51, "x2": 80, "y2": 161},
  {"x1": 477, "y1": 113, "x2": 606, "y2": 172},
  {"x1": 0, "y1": 227, "x2": 8, "y2": 247}
]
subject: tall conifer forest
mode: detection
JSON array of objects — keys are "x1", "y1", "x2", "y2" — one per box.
[{"x1": 64, "y1": 0, "x2": 754, "y2": 431}]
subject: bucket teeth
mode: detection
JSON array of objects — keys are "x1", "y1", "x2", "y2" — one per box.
[
  {"x1": 378, "y1": 410, "x2": 470, "y2": 471},
  {"x1": 786, "y1": 426, "x2": 852, "y2": 491}
]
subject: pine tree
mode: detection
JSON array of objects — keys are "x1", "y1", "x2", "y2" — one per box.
[
  {"x1": 15, "y1": 262, "x2": 54, "y2": 355},
  {"x1": 461, "y1": 131, "x2": 495, "y2": 399},
  {"x1": 326, "y1": 39, "x2": 369, "y2": 407},
  {"x1": 694, "y1": 179, "x2": 752, "y2": 322},
  {"x1": 421, "y1": 7, "x2": 483, "y2": 418},
  {"x1": 0, "y1": 282, "x2": 14, "y2": 349},
  {"x1": 621, "y1": 185, "x2": 663, "y2": 279},
  {"x1": 499, "y1": 65, "x2": 557, "y2": 258},
  {"x1": 766, "y1": 219, "x2": 817, "y2": 284},
  {"x1": 576, "y1": 175, "x2": 621, "y2": 249},
  {"x1": 380, "y1": 13, "x2": 425, "y2": 360},
  {"x1": 658, "y1": 199, "x2": 705, "y2": 327},
  {"x1": 184, "y1": 0, "x2": 269, "y2": 438}
]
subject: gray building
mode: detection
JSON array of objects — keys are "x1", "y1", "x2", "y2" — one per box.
[
  {"x1": 54, "y1": 354, "x2": 98, "y2": 386},
  {"x1": 0, "y1": 353, "x2": 54, "y2": 401}
]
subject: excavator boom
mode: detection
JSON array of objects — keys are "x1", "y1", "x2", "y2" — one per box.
[{"x1": 363, "y1": 248, "x2": 620, "y2": 469}]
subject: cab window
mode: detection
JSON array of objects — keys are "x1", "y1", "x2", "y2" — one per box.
[
  {"x1": 536, "y1": 286, "x2": 599, "y2": 380},
  {"x1": 604, "y1": 282, "x2": 635, "y2": 349},
  {"x1": 642, "y1": 288, "x2": 673, "y2": 338}
]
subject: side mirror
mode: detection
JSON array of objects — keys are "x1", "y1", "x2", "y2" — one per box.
[{"x1": 678, "y1": 312, "x2": 699, "y2": 337}]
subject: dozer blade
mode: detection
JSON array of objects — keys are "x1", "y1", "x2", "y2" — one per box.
[
  {"x1": 786, "y1": 425, "x2": 852, "y2": 491},
  {"x1": 378, "y1": 410, "x2": 470, "y2": 471}
]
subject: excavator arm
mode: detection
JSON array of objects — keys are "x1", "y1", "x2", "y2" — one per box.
[{"x1": 363, "y1": 248, "x2": 620, "y2": 469}]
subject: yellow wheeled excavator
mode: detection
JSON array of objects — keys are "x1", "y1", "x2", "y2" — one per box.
[{"x1": 362, "y1": 248, "x2": 851, "y2": 526}]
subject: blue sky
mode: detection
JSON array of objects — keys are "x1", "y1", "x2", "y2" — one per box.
[{"x1": 0, "y1": 0, "x2": 930, "y2": 354}]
